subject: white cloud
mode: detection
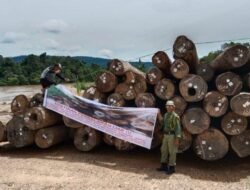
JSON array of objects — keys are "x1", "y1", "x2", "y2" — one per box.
[
  {"x1": 41, "y1": 19, "x2": 68, "y2": 34},
  {"x1": 98, "y1": 49, "x2": 113, "y2": 58},
  {"x1": 1, "y1": 32, "x2": 27, "y2": 44},
  {"x1": 44, "y1": 39, "x2": 60, "y2": 50}
]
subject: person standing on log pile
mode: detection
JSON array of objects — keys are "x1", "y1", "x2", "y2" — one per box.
[
  {"x1": 157, "y1": 100, "x2": 182, "y2": 175},
  {"x1": 40, "y1": 63, "x2": 69, "y2": 93}
]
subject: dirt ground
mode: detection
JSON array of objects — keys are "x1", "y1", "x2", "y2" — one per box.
[{"x1": 0, "y1": 85, "x2": 250, "y2": 190}]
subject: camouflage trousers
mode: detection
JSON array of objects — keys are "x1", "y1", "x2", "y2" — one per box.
[{"x1": 160, "y1": 134, "x2": 178, "y2": 166}]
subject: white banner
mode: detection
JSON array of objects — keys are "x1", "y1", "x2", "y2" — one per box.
[{"x1": 43, "y1": 85, "x2": 159, "y2": 149}]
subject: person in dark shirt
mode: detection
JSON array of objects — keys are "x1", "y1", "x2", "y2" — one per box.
[{"x1": 40, "y1": 63, "x2": 69, "y2": 92}]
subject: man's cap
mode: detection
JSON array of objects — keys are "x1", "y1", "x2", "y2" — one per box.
[{"x1": 166, "y1": 100, "x2": 175, "y2": 107}]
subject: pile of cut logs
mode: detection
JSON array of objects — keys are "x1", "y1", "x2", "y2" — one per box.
[{"x1": 1, "y1": 35, "x2": 250, "y2": 161}]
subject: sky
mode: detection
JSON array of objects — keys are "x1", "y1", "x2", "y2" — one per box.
[{"x1": 0, "y1": 0, "x2": 250, "y2": 61}]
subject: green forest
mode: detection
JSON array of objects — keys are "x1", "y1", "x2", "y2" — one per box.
[
  {"x1": 0, "y1": 42, "x2": 249, "y2": 87},
  {"x1": 0, "y1": 53, "x2": 104, "y2": 86}
]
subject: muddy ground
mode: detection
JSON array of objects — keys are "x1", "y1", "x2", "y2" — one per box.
[{"x1": 0, "y1": 85, "x2": 249, "y2": 190}]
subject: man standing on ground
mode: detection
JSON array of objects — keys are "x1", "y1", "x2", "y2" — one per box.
[
  {"x1": 40, "y1": 63, "x2": 69, "y2": 93},
  {"x1": 157, "y1": 100, "x2": 182, "y2": 175}
]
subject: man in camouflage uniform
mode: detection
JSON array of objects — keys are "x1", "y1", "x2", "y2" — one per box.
[{"x1": 157, "y1": 100, "x2": 182, "y2": 175}]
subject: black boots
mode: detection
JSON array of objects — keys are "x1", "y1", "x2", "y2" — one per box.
[
  {"x1": 156, "y1": 163, "x2": 168, "y2": 172},
  {"x1": 166, "y1": 166, "x2": 175, "y2": 175}
]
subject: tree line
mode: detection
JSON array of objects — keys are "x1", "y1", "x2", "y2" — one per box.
[
  {"x1": 0, "y1": 42, "x2": 249, "y2": 86},
  {"x1": 0, "y1": 53, "x2": 104, "y2": 86}
]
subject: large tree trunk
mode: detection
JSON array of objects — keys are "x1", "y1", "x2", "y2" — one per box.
[
  {"x1": 170, "y1": 59, "x2": 189, "y2": 79},
  {"x1": 210, "y1": 45, "x2": 249, "y2": 71},
  {"x1": 107, "y1": 93, "x2": 125, "y2": 107},
  {"x1": 203, "y1": 91, "x2": 228, "y2": 117},
  {"x1": 74, "y1": 126, "x2": 102, "y2": 152},
  {"x1": 244, "y1": 73, "x2": 250, "y2": 90},
  {"x1": 115, "y1": 79, "x2": 147, "y2": 101},
  {"x1": 146, "y1": 67, "x2": 164, "y2": 85},
  {"x1": 193, "y1": 128, "x2": 229, "y2": 161},
  {"x1": 154, "y1": 78, "x2": 175, "y2": 100},
  {"x1": 114, "y1": 138, "x2": 136, "y2": 151},
  {"x1": 63, "y1": 116, "x2": 83, "y2": 128},
  {"x1": 230, "y1": 93, "x2": 250, "y2": 116},
  {"x1": 179, "y1": 74, "x2": 208, "y2": 102},
  {"x1": 108, "y1": 59, "x2": 146, "y2": 78},
  {"x1": 24, "y1": 107, "x2": 62, "y2": 130},
  {"x1": 29, "y1": 93, "x2": 44, "y2": 107},
  {"x1": 103, "y1": 134, "x2": 116, "y2": 146},
  {"x1": 170, "y1": 96, "x2": 187, "y2": 116},
  {"x1": 0, "y1": 121, "x2": 7, "y2": 142},
  {"x1": 95, "y1": 71, "x2": 118, "y2": 93},
  {"x1": 152, "y1": 51, "x2": 172, "y2": 74},
  {"x1": 182, "y1": 107, "x2": 210, "y2": 134},
  {"x1": 216, "y1": 72, "x2": 242, "y2": 96},
  {"x1": 83, "y1": 86, "x2": 106, "y2": 103},
  {"x1": 178, "y1": 129, "x2": 192, "y2": 153},
  {"x1": 135, "y1": 93, "x2": 156, "y2": 108},
  {"x1": 35, "y1": 125, "x2": 69, "y2": 149},
  {"x1": 11, "y1": 95, "x2": 29, "y2": 115},
  {"x1": 230, "y1": 130, "x2": 250, "y2": 158},
  {"x1": 221, "y1": 112, "x2": 247, "y2": 136},
  {"x1": 196, "y1": 63, "x2": 214, "y2": 82},
  {"x1": 6, "y1": 116, "x2": 35, "y2": 148},
  {"x1": 173, "y1": 35, "x2": 199, "y2": 73}
]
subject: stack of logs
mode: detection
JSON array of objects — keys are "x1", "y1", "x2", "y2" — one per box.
[
  {"x1": 1, "y1": 35, "x2": 250, "y2": 161},
  {"x1": 1, "y1": 93, "x2": 70, "y2": 149}
]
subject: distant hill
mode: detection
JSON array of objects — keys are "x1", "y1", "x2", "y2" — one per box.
[
  {"x1": 10, "y1": 55, "x2": 152, "y2": 69},
  {"x1": 11, "y1": 55, "x2": 27, "y2": 63}
]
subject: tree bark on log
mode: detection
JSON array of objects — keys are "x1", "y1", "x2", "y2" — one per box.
[
  {"x1": 210, "y1": 45, "x2": 249, "y2": 71},
  {"x1": 178, "y1": 129, "x2": 192, "y2": 153},
  {"x1": 221, "y1": 112, "x2": 247, "y2": 136},
  {"x1": 114, "y1": 138, "x2": 136, "y2": 151},
  {"x1": 151, "y1": 131, "x2": 163, "y2": 149},
  {"x1": 179, "y1": 74, "x2": 208, "y2": 102},
  {"x1": 103, "y1": 134, "x2": 116, "y2": 146},
  {"x1": 124, "y1": 71, "x2": 136, "y2": 84},
  {"x1": 230, "y1": 93, "x2": 250, "y2": 117},
  {"x1": 74, "y1": 126, "x2": 102, "y2": 152},
  {"x1": 95, "y1": 71, "x2": 118, "y2": 93},
  {"x1": 182, "y1": 107, "x2": 210, "y2": 134},
  {"x1": 152, "y1": 51, "x2": 172, "y2": 74},
  {"x1": 154, "y1": 78, "x2": 175, "y2": 100},
  {"x1": 0, "y1": 121, "x2": 7, "y2": 142},
  {"x1": 170, "y1": 96, "x2": 187, "y2": 116},
  {"x1": 193, "y1": 128, "x2": 229, "y2": 161},
  {"x1": 216, "y1": 72, "x2": 242, "y2": 96},
  {"x1": 115, "y1": 80, "x2": 147, "y2": 101},
  {"x1": 35, "y1": 125, "x2": 69, "y2": 149},
  {"x1": 24, "y1": 107, "x2": 62, "y2": 130},
  {"x1": 6, "y1": 116, "x2": 35, "y2": 148},
  {"x1": 244, "y1": 73, "x2": 250, "y2": 90},
  {"x1": 203, "y1": 91, "x2": 228, "y2": 117},
  {"x1": 135, "y1": 93, "x2": 156, "y2": 108},
  {"x1": 29, "y1": 93, "x2": 44, "y2": 107},
  {"x1": 170, "y1": 59, "x2": 189, "y2": 79},
  {"x1": 196, "y1": 63, "x2": 214, "y2": 82},
  {"x1": 146, "y1": 67, "x2": 164, "y2": 85},
  {"x1": 83, "y1": 86, "x2": 106, "y2": 103},
  {"x1": 173, "y1": 35, "x2": 199, "y2": 73},
  {"x1": 230, "y1": 130, "x2": 250, "y2": 158},
  {"x1": 63, "y1": 116, "x2": 83, "y2": 128},
  {"x1": 108, "y1": 59, "x2": 146, "y2": 78},
  {"x1": 107, "y1": 93, "x2": 125, "y2": 107},
  {"x1": 11, "y1": 95, "x2": 29, "y2": 115}
]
